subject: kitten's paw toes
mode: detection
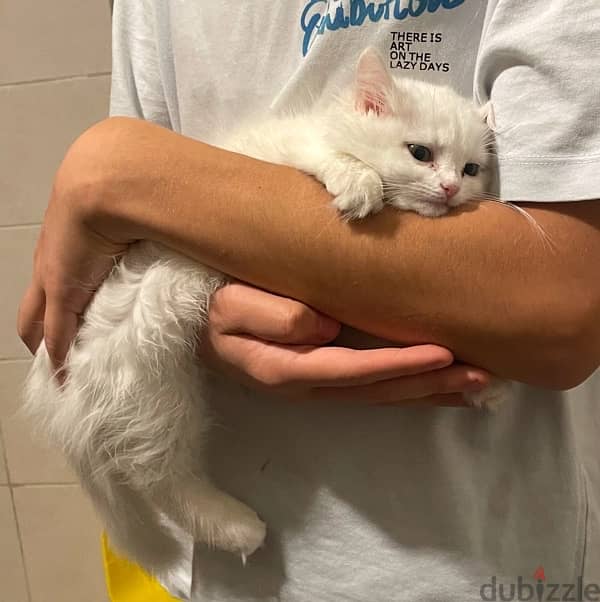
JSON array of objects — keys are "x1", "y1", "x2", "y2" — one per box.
[
  {"x1": 333, "y1": 193, "x2": 383, "y2": 220},
  {"x1": 330, "y1": 171, "x2": 383, "y2": 220},
  {"x1": 466, "y1": 380, "x2": 512, "y2": 411}
]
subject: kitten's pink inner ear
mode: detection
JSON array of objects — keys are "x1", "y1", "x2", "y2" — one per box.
[{"x1": 355, "y1": 48, "x2": 394, "y2": 116}]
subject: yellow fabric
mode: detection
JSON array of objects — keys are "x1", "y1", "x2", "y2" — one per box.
[{"x1": 102, "y1": 533, "x2": 180, "y2": 602}]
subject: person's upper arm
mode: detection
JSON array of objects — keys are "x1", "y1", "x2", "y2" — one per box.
[
  {"x1": 110, "y1": 0, "x2": 172, "y2": 128},
  {"x1": 474, "y1": 0, "x2": 600, "y2": 203}
]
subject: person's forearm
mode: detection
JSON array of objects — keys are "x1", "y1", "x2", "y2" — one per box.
[{"x1": 79, "y1": 117, "x2": 600, "y2": 389}]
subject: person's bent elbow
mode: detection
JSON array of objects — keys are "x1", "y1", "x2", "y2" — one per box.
[{"x1": 543, "y1": 293, "x2": 600, "y2": 390}]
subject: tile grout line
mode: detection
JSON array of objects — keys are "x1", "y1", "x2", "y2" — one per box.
[
  {"x1": 11, "y1": 482, "x2": 78, "y2": 488},
  {"x1": 1, "y1": 423, "x2": 33, "y2": 602},
  {"x1": 0, "y1": 222, "x2": 42, "y2": 230},
  {"x1": 0, "y1": 71, "x2": 111, "y2": 88},
  {"x1": 0, "y1": 423, "x2": 11, "y2": 486},
  {"x1": 9, "y1": 486, "x2": 34, "y2": 602}
]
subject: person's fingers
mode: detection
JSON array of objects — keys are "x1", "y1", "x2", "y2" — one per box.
[
  {"x1": 209, "y1": 282, "x2": 340, "y2": 344},
  {"x1": 211, "y1": 334, "x2": 455, "y2": 388},
  {"x1": 267, "y1": 344, "x2": 457, "y2": 387},
  {"x1": 309, "y1": 364, "x2": 490, "y2": 403},
  {"x1": 16, "y1": 283, "x2": 46, "y2": 354},
  {"x1": 43, "y1": 299, "x2": 79, "y2": 373}
]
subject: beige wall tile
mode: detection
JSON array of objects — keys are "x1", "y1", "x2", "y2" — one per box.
[
  {"x1": 0, "y1": 360, "x2": 75, "y2": 484},
  {"x1": 0, "y1": 226, "x2": 39, "y2": 359},
  {"x1": 0, "y1": 75, "x2": 111, "y2": 226},
  {"x1": 3, "y1": 414, "x2": 76, "y2": 485},
  {"x1": 0, "y1": 360, "x2": 31, "y2": 419},
  {"x1": 14, "y1": 485, "x2": 108, "y2": 602},
  {"x1": 0, "y1": 0, "x2": 111, "y2": 84},
  {"x1": 0, "y1": 431, "x2": 7, "y2": 484},
  {"x1": 0, "y1": 487, "x2": 30, "y2": 602}
]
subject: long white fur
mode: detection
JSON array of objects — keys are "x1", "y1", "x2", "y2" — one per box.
[{"x1": 24, "y1": 48, "x2": 507, "y2": 577}]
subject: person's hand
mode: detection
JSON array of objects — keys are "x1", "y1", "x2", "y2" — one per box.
[
  {"x1": 17, "y1": 126, "x2": 132, "y2": 370},
  {"x1": 200, "y1": 282, "x2": 491, "y2": 407},
  {"x1": 17, "y1": 205, "x2": 126, "y2": 371}
]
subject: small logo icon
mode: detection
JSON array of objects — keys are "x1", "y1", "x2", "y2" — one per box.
[{"x1": 533, "y1": 566, "x2": 546, "y2": 581}]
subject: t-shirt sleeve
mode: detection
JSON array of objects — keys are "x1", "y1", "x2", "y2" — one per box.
[
  {"x1": 109, "y1": 0, "x2": 171, "y2": 128},
  {"x1": 474, "y1": 0, "x2": 600, "y2": 203}
]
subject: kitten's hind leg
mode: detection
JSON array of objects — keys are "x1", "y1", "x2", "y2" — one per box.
[
  {"x1": 466, "y1": 378, "x2": 513, "y2": 411},
  {"x1": 155, "y1": 476, "x2": 267, "y2": 560},
  {"x1": 81, "y1": 472, "x2": 187, "y2": 576}
]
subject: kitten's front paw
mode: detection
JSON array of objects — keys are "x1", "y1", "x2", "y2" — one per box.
[
  {"x1": 466, "y1": 379, "x2": 512, "y2": 411},
  {"x1": 329, "y1": 169, "x2": 384, "y2": 220}
]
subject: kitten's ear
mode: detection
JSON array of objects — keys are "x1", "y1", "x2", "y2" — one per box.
[
  {"x1": 479, "y1": 101, "x2": 496, "y2": 130},
  {"x1": 355, "y1": 47, "x2": 394, "y2": 116}
]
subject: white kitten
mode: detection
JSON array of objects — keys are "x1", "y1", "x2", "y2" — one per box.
[{"x1": 24, "y1": 48, "x2": 504, "y2": 578}]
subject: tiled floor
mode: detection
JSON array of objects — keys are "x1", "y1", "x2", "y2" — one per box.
[
  {"x1": 14, "y1": 485, "x2": 107, "y2": 602},
  {"x1": 0, "y1": 362, "x2": 108, "y2": 602},
  {"x1": 1, "y1": 2, "x2": 113, "y2": 600},
  {"x1": 0, "y1": 486, "x2": 29, "y2": 602}
]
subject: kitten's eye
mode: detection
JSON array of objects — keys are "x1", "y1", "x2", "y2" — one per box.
[
  {"x1": 463, "y1": 163, "x2": 480, "y2": 177},
  {"x1": 408, "y1": 144, "x2": 433, "y2": 163}
]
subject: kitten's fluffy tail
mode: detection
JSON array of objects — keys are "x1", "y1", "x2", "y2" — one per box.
[
  {"x1": 23, "y1": 338, "x2": 265, "y2": 578},
  {"x1": 22, "y1": 345, "x2": 190, "y2": 578}
]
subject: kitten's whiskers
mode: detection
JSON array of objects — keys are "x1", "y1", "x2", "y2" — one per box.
[{"x1": 466, "y1": 198, "x2": 557, "y2": 253}]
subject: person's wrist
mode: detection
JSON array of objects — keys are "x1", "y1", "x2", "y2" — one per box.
[{"x1": 60, "y1": 117, "x2": 151, "y2": 245}]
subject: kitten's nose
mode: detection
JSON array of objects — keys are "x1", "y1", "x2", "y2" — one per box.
[{"x1": 441, "y1": 183, "x2": 459, "y2": 200}]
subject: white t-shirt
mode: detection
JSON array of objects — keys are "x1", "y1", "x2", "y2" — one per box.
[{"x1": 109, "y1": 1, "x2": 600, "y2": 600}]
